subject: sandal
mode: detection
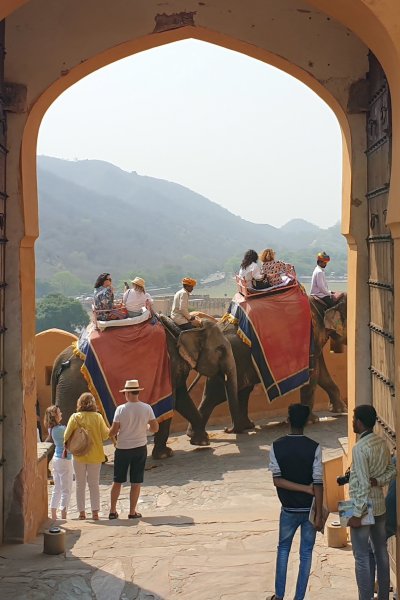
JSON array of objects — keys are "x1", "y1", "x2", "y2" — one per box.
[
  {"x1": 128, "y1": 512, "x2": 142, "y2": 519},
  {"x1": 108, "y1": 512, "x2": 119, "y2": 520},
  {"x1": 92, "y1": 511, "x2": 99, "y2": 521},
  {"x1": 79, "y1": 512, "x2": 86, "y2": 520}
]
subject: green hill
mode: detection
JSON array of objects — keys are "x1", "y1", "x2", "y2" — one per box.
[{"x1": 36, "y1": 156, "x2": 347, "y2": 295}]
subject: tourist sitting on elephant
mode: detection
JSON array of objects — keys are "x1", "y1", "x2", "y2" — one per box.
[
  {"x1": 93, "y1": 272, "x2": 127, "y2": 321},
  {"x1": 171, "y1": 277, "x2": 199, "y2": 330},
  {"x1": 238, "y1": 249, "x2": 269, "y2": 290},
  {"x1": 310, "y1": 252, "x2": 343, "y2": 308},
  {"x1": 123, "y1": 276, "x2": 153, "y2": 317},
  {"x1": 260, "y1": 248, "x2": 296, "y2": 287}
]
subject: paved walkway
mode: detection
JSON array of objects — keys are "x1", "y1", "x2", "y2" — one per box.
[{"x1": 0, "y1": 414, "x2": 360, "y2": 599}]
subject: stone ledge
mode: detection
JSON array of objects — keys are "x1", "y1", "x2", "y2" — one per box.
[
  {"x1": 37, "y1": 442, "x2": 53, "y2": 463},
  {"x1": 338, "y1": 436, "x2": 348, "y2": 457}
]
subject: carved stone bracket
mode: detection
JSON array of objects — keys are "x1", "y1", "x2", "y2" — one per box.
[{"x1": 153, "y1": 12, "x2": 196, "y2": 33}]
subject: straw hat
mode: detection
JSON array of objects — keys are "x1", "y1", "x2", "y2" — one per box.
[
  {"x1": 119, "y1": 379, "x2": 144, "y2": 392},
  {"x1": 131, "y1": 277, "x2": 145, "y2": 288}
]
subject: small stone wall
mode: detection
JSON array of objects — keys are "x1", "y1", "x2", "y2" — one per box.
[{"x1": 24, "y1": 443, "x2": 52, "y2": 541}]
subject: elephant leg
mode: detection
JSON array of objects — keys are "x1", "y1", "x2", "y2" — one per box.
[
  {"x1": 197, "y1": 375, "x2": 252, "y2": 434},
  {"x1": 152, "y1": 418, "x2": 174, "y2": 459},
  {"x1": 196, "y1": 375, "x2": 227, "y2": 429},
  {"x1": 225, "y1": 387, "x2": 255, "y2": 433},
  {"x1": 318, "y1": 352, "x2": 347, "y2": 413},
  {"x1": 300, "y1": 361, "x2": 320, "y2": 422},
  {"x1": 174, "y1": 387, "x2": 210, "y2": 446}
]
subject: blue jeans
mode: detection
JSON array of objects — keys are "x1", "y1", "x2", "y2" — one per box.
[
  {"x1": 350, "y1": 513, "x2": 390, "y2": 600},
  {"x1": 275, "y1": 509, "x2": 316, "y2": 600}
]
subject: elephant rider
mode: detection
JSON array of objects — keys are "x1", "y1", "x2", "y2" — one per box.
[
  {"x1": 310, "y1": 252, "x2": 343, "y2": 309},
  {"x1": 171, "y1": 277, "x2": 198, "y2": 330},
  {"x1": 93, "y1": 272, "x2": 127, "y2": 321},
  {"x1": 123, "y1": 277, "x2": 154, "y2": 317}
]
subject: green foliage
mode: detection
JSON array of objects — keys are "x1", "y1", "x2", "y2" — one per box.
[
  {"x1": 36, "y1": 293, "x2": 89, "y2": 334},
  {"x1": 50, "y1": 271, "x2": 88, "y2": 296},
  {"x1": 36, "y1": 279, "x2": 55, "y2": 298}
]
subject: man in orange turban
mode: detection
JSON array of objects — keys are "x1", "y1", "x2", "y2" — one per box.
[
  {"x1": 181, "y1": 277, "x2": 197, "y2": 287},
  {"x1": 171, "y1": 277, "x2": 197, "y2": 330}
]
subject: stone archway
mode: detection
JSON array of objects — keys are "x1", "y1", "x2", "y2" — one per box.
[{"x1": 1, "y1": 4, "x2": 399, "y2": 570}]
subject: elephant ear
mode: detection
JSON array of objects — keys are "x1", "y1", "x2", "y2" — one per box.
[{"x1": 177, "y1": 329, "x2": 205, "y2": 369}]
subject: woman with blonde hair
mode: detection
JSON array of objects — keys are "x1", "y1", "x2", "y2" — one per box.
[
  {"x1": 64, "y1": 393, "x2": 109, "y2": 520},
  {"x1": 123, "y1": 276, "x2": 153, "y2": 317},
  {"x1": 44, "y1": 405, "x2": 73, "y2": 520},
  {"x1": 260, "y1": 248, "x2": 296, "y2": 287}
]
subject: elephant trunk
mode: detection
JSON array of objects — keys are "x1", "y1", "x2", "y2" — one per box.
[{"x1": 223, "y1": 355, "x2": 240, "y2": 429}]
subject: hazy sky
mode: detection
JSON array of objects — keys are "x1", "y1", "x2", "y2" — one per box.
[{"x1": 37, "y1": 39, "x2": 342, "y2": 229}]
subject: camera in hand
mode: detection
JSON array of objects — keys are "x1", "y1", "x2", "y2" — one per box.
[{"x1": 337, "y1": 468, "x2": 350, "y2": 486}]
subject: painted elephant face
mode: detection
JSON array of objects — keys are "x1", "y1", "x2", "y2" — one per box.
[
  {"x1": 177, "y1": 320, "x2": 235, "y2": 377},
  {"x1": 324, "y1": 295, "x2": 347, "y2": 341}
]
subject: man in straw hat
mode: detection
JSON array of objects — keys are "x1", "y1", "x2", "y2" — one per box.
[
  {"x1": 310, "y1": 251, "x2": 342, "y2": 308},
  {"x1": 171, "y1": 277, "x2": 198, "y2": 330},
  {"x1": 108, "y1": 379, "x2": 159, "y2": 520},
  {"x1": 123, "y1": 276, "x2": 154, "y2": 317}
]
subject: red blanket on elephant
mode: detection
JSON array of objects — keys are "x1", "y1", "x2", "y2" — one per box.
[
  {"x1": 74, "y1": 320, "x2": 174, "y2": 426},
  {"x1": 223, "y1": 285, "x2": 312, "y2": 401}
]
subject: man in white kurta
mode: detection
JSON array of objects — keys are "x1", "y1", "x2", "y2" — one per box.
[
  {"x1": 171, "y1": 277, "x2": 197, "y2": 330},
  {"x1": 310, "y1": 251, "x2": 335, "y2": 308}
]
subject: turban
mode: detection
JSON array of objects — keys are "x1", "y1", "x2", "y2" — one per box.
[
  {"x1": 182, "y1": 277, "x2": 197, "y2": 287},
  {"x1": 317, "y1": 251, "x2": 330, "y2": 263}
]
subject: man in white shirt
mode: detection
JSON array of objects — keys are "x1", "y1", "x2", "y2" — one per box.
[
  {"x1": 310, "y1": 251, "x2": 336, "y2": 308},
  {"x1": 171, "y1": 277, "x2": 197, "y2": 330},
  {"x1": 108, "y1": 379, "x2": 159, "y2": 520}
]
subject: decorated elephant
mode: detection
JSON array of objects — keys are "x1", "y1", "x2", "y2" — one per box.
[
  {"x1": 51, "y1": 318, "x2": 242, "y2": 459},
  {"x1": 186, "y1": 295, "x2": 347, "y2": 433}
]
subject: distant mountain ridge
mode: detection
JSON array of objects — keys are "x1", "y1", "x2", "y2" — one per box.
[{"x1": 36, "y1": 156, "x2": 346, "y2": 288}]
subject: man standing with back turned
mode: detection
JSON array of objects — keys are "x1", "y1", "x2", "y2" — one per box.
[
  {"x1": 268, "y1": 404, "x2": 323, "y2": 600},
  {"x1": 108, "y1": 379, "x2": 159, "y2": 520},
  {"x1": 347, "y1": 405, "x2": 396, "y2": 600}
]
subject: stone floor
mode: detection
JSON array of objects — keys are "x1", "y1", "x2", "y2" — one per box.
[{"x1": 0, "y1": 414, "x2": 362, "y2": 599}]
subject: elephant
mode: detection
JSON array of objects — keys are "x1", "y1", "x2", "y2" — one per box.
[
  {"x1": 51, "y1": 318, "x2": 242, "y2": 459},
  {"x1": 184, "y1": 294, "x2": 347, "y2": 433}
]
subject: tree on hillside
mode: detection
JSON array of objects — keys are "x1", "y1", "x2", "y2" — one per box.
[
  {"x1": 36, "y1": 294, "x2": 89, "y2": 333},
  {"x1": 36, "y1": 278, "x2": 56, "y2": 298},
  {"x1": 50, "y1": 270, "x2": 88, "y2": 297}
]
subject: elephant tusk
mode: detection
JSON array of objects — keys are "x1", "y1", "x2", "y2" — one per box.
[{"x1": 187, "y1": 372, "x2": 203, "y2": 393}]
